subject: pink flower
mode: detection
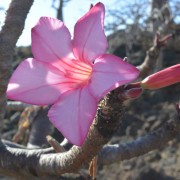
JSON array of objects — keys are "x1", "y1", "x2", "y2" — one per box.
[
  {"x1": 7, "y1": 3, "x2": 139, "y2": 146},
  {"x1": 141, "y1": 64, "x2": 180, "y2": 90}
]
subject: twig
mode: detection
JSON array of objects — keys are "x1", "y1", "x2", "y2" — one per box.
[
  {"x1": 46, "y1": 135, "x2": 66, "y2": 153},
  {"x1": 89, "y1": 156, "x2": 98, "y2": 180},
  {"x1": 137, "y1": 33, "x2": 172, "y2": 79}
]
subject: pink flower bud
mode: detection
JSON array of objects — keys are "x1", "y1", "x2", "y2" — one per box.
[
  {"x1": 119, "y1": 87, "x2": 142, "y2": 100},
  {"x1": 141, "y1": 64, "x2": 180, "y2": 90}
]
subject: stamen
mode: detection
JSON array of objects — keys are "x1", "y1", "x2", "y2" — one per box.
[{"x1": 64, "y1": 60, "x2": 92, "y2": 88}]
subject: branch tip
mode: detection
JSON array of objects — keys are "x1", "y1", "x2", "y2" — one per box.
[{"x1": 46, "y1": 135, "x2": 66, "y2": 153}]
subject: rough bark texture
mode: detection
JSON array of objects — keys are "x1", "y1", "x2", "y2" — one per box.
[
  {"x1": 0, "y1": 88, "x2": 125, "y2": 178},
  {"x1": 0, "y1": 0, "x2": 179, "y2": 179},
  {"x1": 98, "y1": 111, "x2": 180, "y2": 166},
  {"x1": 0, "y1": 100, "x2": 179, "y2": 178}
]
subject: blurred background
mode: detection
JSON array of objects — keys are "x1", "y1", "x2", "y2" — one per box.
[{"x1": 1, "y1": 0, "x2": 180, "y2": 179}]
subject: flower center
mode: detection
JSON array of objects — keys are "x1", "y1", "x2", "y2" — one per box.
[{"x1": 65, "y1": 60, "x2": 92, "y2": 88}]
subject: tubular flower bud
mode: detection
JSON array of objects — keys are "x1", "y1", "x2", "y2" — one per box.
[{"x1": 141, "y1": 64, "x2": 180, "y2": 90}]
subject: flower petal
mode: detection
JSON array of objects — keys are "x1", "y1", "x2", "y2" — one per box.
[
  {"x1": 48, "y1": 86, "x2": 97, "y2": 146},
  {"x1": 7, "y1": 58, "x2": 72, "y2": 105},
  {"x1": 89, "y1": 54, "x2": 140, "y2": 99},
  {"x1": 73, "y1": 2, "x2": 107, "y2": 63},
  {"x1": 32, "y1": 17, "x2": 74, "y2": 67}
]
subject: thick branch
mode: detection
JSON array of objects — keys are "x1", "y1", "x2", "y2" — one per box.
[
  {"x1": 0, "y1": 88, "x2": 125, "y2": 178},
  {"x1": 0, "y1": 0, "x2": 34, "y2": 133},
  {"x1": 6, "y1": 101, "x2": 32, "y2": 111},
  {"x1": 0, "y1": 142, "x2": 56, "y2": 178},
  {"x1": 98, "y1": 111, "x2": 180, "y2": 166},
  {"x1": 2, "y1": 139, "x2": 54, "y2": 152},
  {"x1": 1, "y1": 92, "x2": 180, "y2": 178}
]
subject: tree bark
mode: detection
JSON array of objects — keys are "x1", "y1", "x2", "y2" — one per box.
[{"x1": 0, "y1": 0, "x2": 34, "y2": 135}]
